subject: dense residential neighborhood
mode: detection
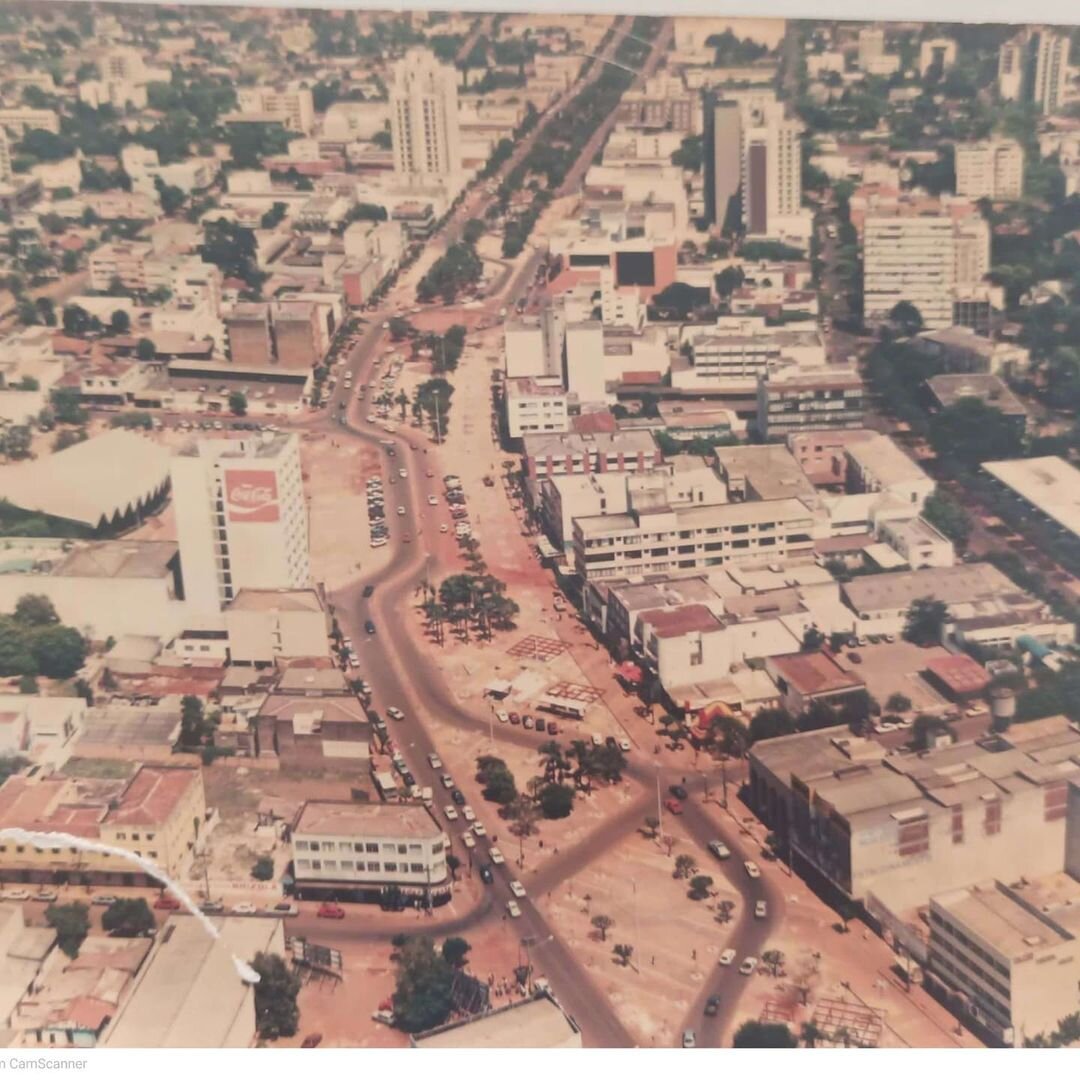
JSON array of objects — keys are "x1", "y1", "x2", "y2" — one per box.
[{"x1": 1, "y1": 2, "x2": 1080, "y2": 1055}]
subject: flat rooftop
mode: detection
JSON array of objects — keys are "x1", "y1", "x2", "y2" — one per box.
[
  {"x1": 846, "y1": 433, "x2": 929, "y2": 487},
  {"x1": 768, "y1": 649, "x2": 865, "y2": 696},
  {"x1": 77, "y1": 706, "x2": 181, "y2": 749},
  {"x1": 412, "y1": 993, "x2": 581, "y2": 1049},
  {"x1": 714, "y1": 444, "x2": 817, "y2": 502},
  {"x1": 842, "y1": 563, "x2": 1025, "y2": 614},
  {"x1": 56, "y1": 541, "x2": 178, "y2": 580},
  {"x1": 927, "y1": 373, "x2": 1027, "y2": 417},
  {"x1": 227, "y1": 588, "x2": 324, "y2": 614},
  {"x1": 983, "y1": 457, "x2": 1080, "y2": 539},
  {"x1": 294, "y1": 800, "x2": 442, "y2": 839},
  {"x1": 102, "y1": 916, "x2": 280, "y2": 1048}
]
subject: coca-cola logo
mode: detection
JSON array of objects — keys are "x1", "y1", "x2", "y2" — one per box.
[{"x1": 225, "y1": 469, "x2": 280, "y2": 523}]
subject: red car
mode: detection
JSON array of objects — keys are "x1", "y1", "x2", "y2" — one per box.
[
  {"x1": 664, "y1": 797, "x2": 684, "y2": 816},
  {"x1": 301, "y1": 1034, "x2": 323, "y2": 1049},
  {"x1": 317, "y1": 902, "x2": 345, "y2": 919},
  {"x1": 153, "y1": 894, "x2": 181, "y2": 911}
]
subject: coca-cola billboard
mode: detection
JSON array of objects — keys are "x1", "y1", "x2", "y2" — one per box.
[{"x1": 225, "y1": 469, "x2": 280, "y2": 524}]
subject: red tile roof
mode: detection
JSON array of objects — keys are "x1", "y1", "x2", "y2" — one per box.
[
  {"x1": 769, "y1": 650, "x2": 865, "y2": 696},
  {"x1": 925, "y1": 654, "x2": 991, "y2": 696},
  {"x1": 638, "y1": 604, "x2": 721, "y2": 638}
]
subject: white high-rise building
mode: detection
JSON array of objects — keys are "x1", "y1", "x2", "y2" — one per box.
[
  {"x1": 998, "y1": 35, "x2": 1026, "y2": 101},
  {"x1": 171, "y1": 435, "x2": 311, "y2": 613},
  {"x1": 741, "y1": 103, "x2": 802, "y2": 237},
  {"x1": 389, "y1": 48, "x2": 461, "y2": 183},
  {"x1": 0, "y1": 128, "x2": 11, "y2": 184},
  {"x1": 864, "y1": 215, "x2": 957, "y2": 330},
  {"x1": 857, "y1": 26, "x2": 886, "y2": 69},
  {"x1": 235, "y1": 86, "x2": 315, "y2": 134},
  {"x1": 1033, "y1": 30, "x2": 1071, "y2": 116},
  {"x1": 955, "y1": 140, "x2": 1025, "y2": 201}
]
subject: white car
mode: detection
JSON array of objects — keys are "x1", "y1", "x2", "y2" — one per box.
[
  {"x1": 370, "y1": 537, "x2": 387, "y2": 548},
  {"x1": 441, "y1": 774, "x2": 454, "y2": 789},
  {"x1": 231, "y1": 902, "x2": 257, "y2": 915},
  {"x1": 4, "y1": 889, "x2": 31, "y2": 901},
  {"x1": 91, "y1": 894, "x2": 118, "y2": 907},
  {"x1": 348, "y1": 657, "x2": 360, "y2": 669},
  {"x1": 590, "y1": 733, "x2": 603, "y2": 747},
  {"x1": 507, "y1": 900, "x2": 522, "y2": 919},
  {"x1": 744, "y1": 861, "x2": 761, "y2": 879},
  {"x1": 462, "y1": 833, "x2": 476, "y2": 850},
  {"x1": 755, "y1": 900, "x2": 767, "y2": 919},
  {"x1": 876, "y1": 721, "x2": 898, "y2": 734},
  {"x1": 496, "y1": 710, "x2": 509, "y2": 724},
  {"x1": 397, "y1": 506, "x2": 406, "y2": 516},
  {"x1": 718, "y1": 948, "x2": 737, "y2": 966},
  {"x1": 387, "y1": 707, "x2": 405, "y2": 721},
  {"x1": 489, "y1": 846, "x2": 505, "y2": 865},
  {"x1": 444, "y1": 806, "x2": 459, "y2": 821},
  {"x1": 472, "y1": 822, "x2": 487, "y2": 837},
  {"x1": 427, "y1": 753, "x2": 442, "y2": 769},
  {"x1": 366, "y1": 414, "x2": 376, "y2": 423},
  {"x1": 439, "y1": 524, "x2": 449, "y2": 533},
  {"x1": 618, "y1": 738, "x2": 631, "y2": 752},
  {"x1": 708, "y1": 840, "x2": 731, "y2": 861},
  {"x1": 739, "y1": 957, "x2": 758, "y2": 976},
  {"x1": 508, "y1": 880, "x2": 526, "y2": 899},
  {"x1": 398, "y1": 469, "x2": 408, "y2": 479},
  {"x1": 461, "y1": 805, "x2": 476, "y2": 823},
  {"x1": 427, "y1": 495, "x2": 438, "y2": 506}
]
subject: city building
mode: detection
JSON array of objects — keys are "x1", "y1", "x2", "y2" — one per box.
[
  {"x1": 504, "y1": 305, "x2": 566, "y2": 380},
  {"x1": 505, "y1": 377, "x2": 574, "y2": 440},
  {"x1": 389, "y1": 49, "x2": 462, "y2": 183},
  {"x1": 765, "y1": 649, "x2": 867, "y2": 716},
  {"x1": 0, "y1": 108, "x2": 60, "y2": 135},
  {"x1": 572, "y1": 495, "x2": 818, "y2": 582},
  {"x1": 0, "y1": 430, "x2": 170, "y2": 535},
  {"x1": 955, "y1": 140, "x2": 1024, "y2": 201},
  {"x1": 270, "y1": 301, "x2": 321, "y2": 369},
  {"x1": 844, "y1": 433, "x2": 933, "y2": 508},
  {"x1": 748, "y1": 720, "x2": 1080, "y2": 914},
  {"x1": 741, "y1": 103, "x2": 804, "y2": 241},
  {"x1": 703, "y1": 97, "x2": 741, "y2": 228},
  {"x1": 0, "y1": 129, "x2": 12, "y2": 184},
  {"x1": 0, "y1": 764, "x2": 206, "y2": 886},
  {"x1": 102, "y1": 916, "x2": 285, "y2": 1048},
  {"x1": 998, "y1": 35, "x2": 1026, "y2": 101},
  {"x1": 927, "y1": 876, "x2": 1080, "y2": 1046},
  {"x1": 1033, "y1": 29, "x2": 1071, "y2": 115},
  {"x1": 756, "y1": 363, "x2": 865, "y2": 439},
  {"x1": 522, "y1": 430, "x2": 662, "y2": 480},
  {"x1": 291, "y1": 801, "x2": 451, "y2": 904},
  {"x1": 225, "y1": 305, "x2": 273, "y2": 367},
  {"x1": 913, "y1": 326, "x2": 1030, "y2": 375},
  {"x1": 171, "y1": 434, "x2": 311, "y2": 613},
  {"x1": 919, "y1": 38, "x2": 958, "y2": 76},
  {"x1": 224, "y1": 588, "x2": 330, "y2": 666},
  {"x1": 412, "y1": 991, "x2": 583, "y2": 1049},
  {"x1": 982, "y1": 457, "x2": 1080, "y2": 547},
  {"x1": 926, "y1": 373, "x2": 1028, "y2": 435},
  {"x1": 234, "y1": 86, "x2": 315, "y2": 134},
  {"x1": 87, "y1": 242, "x2": 172, "y2": 294}
]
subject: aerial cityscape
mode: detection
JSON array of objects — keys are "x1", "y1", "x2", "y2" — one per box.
[{"x1": 1, "y1": 2, "x2": 1080, "y2": 1053}]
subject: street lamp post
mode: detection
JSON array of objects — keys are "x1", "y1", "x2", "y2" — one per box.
[{"x1": 654, "y1": 763, "x2": 664, "y2": 843}]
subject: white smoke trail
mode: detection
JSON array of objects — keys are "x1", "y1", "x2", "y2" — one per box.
[{"x1": 0, "y1": 827, "x2": 260, "y2": 983}]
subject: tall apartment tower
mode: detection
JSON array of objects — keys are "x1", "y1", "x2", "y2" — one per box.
[
  {"x1": 171, "y1": 434, "x2": 311, "y2": 613},
  {"x1": 741, "y1": 105, "x2": 802, "y2": 237},
  {"x1": 271, "y1": 302, "x2": 320, "y2": 369},
  {"x1": 0, "y1": 128, "x2": 11, "y2": 184},
  {"x1": 389, "y1": 48, "x2": 462, "y2": 183},
  {"x1": 857, "y1": 27, "x2": 886, "y2": 68},
  {"x1": 955, "y1": 140, "x2": 1024, "y2": 201},
  {"x1": 863, "y1": 215, "x2": 957, "y2": 330},
  {"x1": 997, "y1": 36, "x2": 1026, "y2": 101},
  {"x1": 1033, "y1": 30, "x2": 1071, "y2": 116},
  {"x1": 703, "y1": 97, "x2": 742, "y2": 229}
]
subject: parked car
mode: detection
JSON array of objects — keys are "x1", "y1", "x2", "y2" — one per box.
[
  {"x1": 479, "y1": 864, "x2": 493, "y2": 884},
  {"x1": 744, "y1": 860, "x2": 761, "y2": 879},
  {"x1": 231, "y1": 902, "x2": 257, "y2": 915},
  {"x1": 200, "y1": 901, "x2": 225, "y2": 914},
  {"x1": 472, "y1": 822, "x2": 487, "y2": 838},
  {"x1": 848, "y1": 651, "x2": 863, "y2": 664},
  {"x1": 451, "y1": 789, "x2": 465, "y2": 806},
  {"x1": 362, "y1": 585, "x2": 375, "y2": 598},
  {"x1": 34, "y1": 889, "x2": 58, "y2": 902},
  {"x1": 496, "y1": 710, "x2": 509, "y2": 724},
  {"x1": 509, "y1": 880, "x2": 526, "y2": 899},
  {"x1": 708, "y1": 840, "x2": 731, "y2": 860},
  {"x1": 739, "y1": 957, "x2": 758, "y2": 976},
  {"x1": 718, "y1": 948, "x2": 737, "y2": 966},
  {"x1": 427, "y1": 753, "x2": 442, "y2": 769},
  {"x1": 444, "y1": 806, "x2": 459, "y2": 821},
  {"x1": 506, "y1": 900, "x2": 522, "y2": 919},
  {"x1": 317, "y1": 902, "x2": 345, "y2": 919},
  {"x1": 387, "y1": 706, "x2": 405, "y2": 721},
  {"x1": 153, "y1": 894, "x2": 181, "y2": 911},
  {"x1": 755, "y1": 900, "x2": 767, "y2": 919},
  {"x1": 669, "y1": 784, "x2": 689, "y2": 800},
  {"x1": 4, "y1": 889, "x2": 31, "y2": 901},
  {"x1": 704, "y1": 995, "x2": 721, "y2": 1018},
  {"x1": 365, "y1": 620, "x2": 376, "y2": 634},
  {"x1": 461, "y1": 805, "x2": 476, "y2": 822},
  {"x1": 522, "y1": 715, "x2": 534, "y2": 730},
  {"x1": 462, "y1": 833, "x2": 476, "y2": 850},
  {"x1": 91, "y1": 894, "x2": 118, "y2": 907},
  {"x1": 301, "y1": 1034, "x2": 323, "y2": 1048},
  {"x1": 268, "y1": 902, "x2": 298, "y2": 916},
  {"x1": 682, "y1": 1029, "x2": 697, "y2": 1048},
  {"x1": 489, "y1": 847, "x2": 505, "y2": 865},
  {"x1": 440, "y1": 773, "x2": 454, "y2": 789},
  {"x1": 618, "y1": 738, "x2": 631, "y2": 752},
  {"x1": 664, "y1": 798, "x2": 684, "y2": 815}
]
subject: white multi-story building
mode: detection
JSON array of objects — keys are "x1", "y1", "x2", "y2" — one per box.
[
  {"x1": 291, "y1": 801, "x2": 451, "y2": 903},
  {"x1": 864, "y1": 212, "x2": 990, "y2": 330},
  {"x1": 0, "y1": 108, "x2": 59, "y2": 135},
  {"x1": 573, "y1": 496, "x2": 819, "y2": 582},
  {"x1": 741, "y1": 103, "x2": 803, "y2": 239},
  {"x1": 998, "y1": 35, "x2": 1026, "y2": 101},
  {"x1": 389, "y1": 49, "x2": 461, "y2": 183},
  {"x1": 1033, "y1": 29, "x2": 1071, "y2": 115},
  {"x1": 0, "y1": 129, "x2": 12, "y2": 184},
  {"x1": 505, "y1": 377, "x2": 573, "y2": 439},
  {"x1": 171, "y1": 434, "x2": 311, "y2": 613},
  {"x1": 87, "y1": 242, "x2": 173, "y2": 294},
  {"x1": 504, "y1": 306, "x2": 566, "y2": 380},
  {"x1": 235, "y1": 86, "x2": 315, "y2": 134},
  {"x1": 955, "y1": 140, "x2": 1024, "y2": 201},
  {"x1": 857, "y1": 26, "x2": 886, "y2": 68}
]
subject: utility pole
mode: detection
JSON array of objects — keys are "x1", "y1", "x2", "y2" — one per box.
[
  {"x1": 720, "y1": 758, "x2": 728, "y2": 809},
  {"x1": 632, "y1": 878, "x2": 641, "y2": 975},
  {"x1": 655, "y1": 764, "x2": 664, "y2": 843}
]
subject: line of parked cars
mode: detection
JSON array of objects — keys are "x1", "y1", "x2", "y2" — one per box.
[{"x1": 367, "y1": 473, "x2": 390, "y2": 549}]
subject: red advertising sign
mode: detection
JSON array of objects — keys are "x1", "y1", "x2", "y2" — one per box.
[{"x1": 225, "y1": 469, "x2": 280, "y2": 524}]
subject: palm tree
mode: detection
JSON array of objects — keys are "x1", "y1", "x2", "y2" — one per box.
[
  {"x1": 801, "y1": 1022, "x2": 824, "y2": 1048},
  {"x1": 395, "y1": 390, "x2": 409, "y2": 420},
  {"x1": 538, "y1": 740, "x2": 565, "y2": 783}
]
